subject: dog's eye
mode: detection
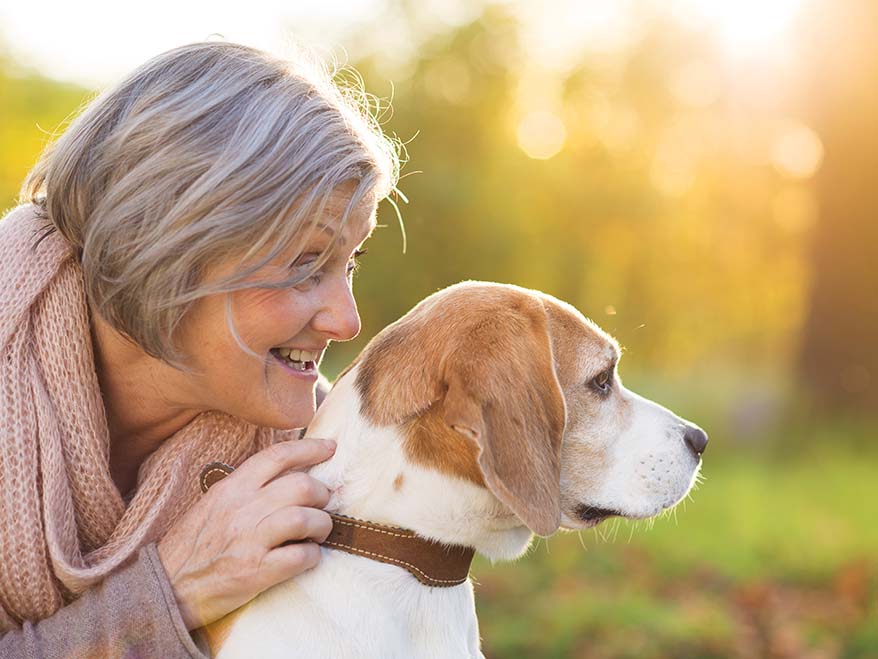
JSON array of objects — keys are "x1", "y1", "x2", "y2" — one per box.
[{"x1": 590, "y1": 368, "x2": 614, "y2": 396}]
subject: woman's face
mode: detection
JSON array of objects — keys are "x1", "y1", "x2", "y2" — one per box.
[{"x1": 174, "y1": 190, "x2": 377, "y2": 430}]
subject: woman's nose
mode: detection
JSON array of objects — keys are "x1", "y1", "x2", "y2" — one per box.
[{"x1": 313, "y1": 279, "x2": 361, "y2": 341}]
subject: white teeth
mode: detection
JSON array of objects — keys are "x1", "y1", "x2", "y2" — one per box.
[{"x1": 273, "y1": 347, "x2": 319, "y2": 365}]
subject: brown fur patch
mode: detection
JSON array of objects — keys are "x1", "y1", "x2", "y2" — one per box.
[
  {"x1": 354, "y1": 284, "x2": 567, "y2": 426},
  {"x1": 351, "y1": 282, "x2": 567, "y2": 535},
  {"x1": 402, "y1": 402, "x2": 486, "y2": 487},
  {"x1": 392, "y1": 472, "x2": 405, "y2": 490},
  {"x1": 354, "y1": 312, "x2": 442, "y2": 426},
  {"x1": 334, "y1": 353, "x2": 361, "y2": 384}
]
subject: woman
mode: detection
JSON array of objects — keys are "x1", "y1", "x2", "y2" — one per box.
[{"x1": 0, "y1": 40, "x2": 401, "y2": 657}]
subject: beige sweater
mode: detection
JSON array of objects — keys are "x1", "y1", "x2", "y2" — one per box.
[{"x1": 0, "y1": 543, "x2": 208, "y2": 658}]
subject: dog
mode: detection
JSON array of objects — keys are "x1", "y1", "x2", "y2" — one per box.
[{"x1": 200, "y1": 281, "x2": 707, "y2": 658}]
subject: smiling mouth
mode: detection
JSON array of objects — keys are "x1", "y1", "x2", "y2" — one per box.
[
  {"x1": 574, "y1": 504, "x2": 624, "y2": 527},
  {"x1": 269, "y1": 348, "x2": 317, "y2": 373}
]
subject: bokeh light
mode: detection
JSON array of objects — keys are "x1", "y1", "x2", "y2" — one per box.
[
  {"x1": 771, "y1": 121, "x2": 825, "y2": 179},
  {"x1": 516, "y1": 110, "x2": 567, "y2": 159}
]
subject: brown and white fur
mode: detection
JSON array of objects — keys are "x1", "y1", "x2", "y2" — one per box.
[{"x1": 203, "y1": 281, "x2": 707, "y2": 658}]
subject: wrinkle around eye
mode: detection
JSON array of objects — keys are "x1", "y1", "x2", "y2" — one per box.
[{"x1": 289, "y1": 252, "x2": 321, "y2": 270}]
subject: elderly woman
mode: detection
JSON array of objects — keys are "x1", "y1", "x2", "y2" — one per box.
[{"x1": 0, "y1": 41, "x2": 400, "y2": 657}]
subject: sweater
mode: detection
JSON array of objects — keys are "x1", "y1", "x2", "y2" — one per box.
[{"x1": 0, "y1": 544, "x2": 207, "y2": 658}]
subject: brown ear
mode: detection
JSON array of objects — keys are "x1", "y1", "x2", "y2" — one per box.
[{"x1": 441, "y1": 297, "x2": 566, "y2": 537}]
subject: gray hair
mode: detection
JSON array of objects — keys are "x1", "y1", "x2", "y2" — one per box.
[{"x1": 20, "y1": 40, "x2": 403, "y2": 371}]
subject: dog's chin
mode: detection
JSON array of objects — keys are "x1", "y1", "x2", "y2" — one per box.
[
  {"x1": 473, "y1": 525, "x2": 535, "y2": 561},
  {"x1": 561, "y1": 492, "x2": 697, "y2": 530}
]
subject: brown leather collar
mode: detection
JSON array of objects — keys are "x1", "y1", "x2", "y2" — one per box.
[{"x1": 199, "y1": 462, "x2": 474, "y2": 588}]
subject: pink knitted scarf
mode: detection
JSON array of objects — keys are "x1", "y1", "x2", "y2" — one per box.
[{"x1": 0, "y1": 204, "x2": 291, "y2": 630}]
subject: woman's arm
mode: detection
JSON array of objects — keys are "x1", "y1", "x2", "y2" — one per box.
[{"x1": 0, "y1": 544, "x2": 207, "y2": 659}]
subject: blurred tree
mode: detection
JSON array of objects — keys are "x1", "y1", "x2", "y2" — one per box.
[
  {"x1": 343, "y1": 3, "x2": 812, "y2": 393},
  {"x1": 797, "y1": 0, "x2": 878, "y2": 413},
  {"x1": 0, "y1": 49, "x2": 90, "y2": 210},
  {"x1": 2, "y1": 4, "x2": 868, "y2": 426}
]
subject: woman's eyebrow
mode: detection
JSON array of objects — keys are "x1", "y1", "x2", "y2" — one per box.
[{"x1": 309, "y1": 211, "x2": 377, "y2": 244}]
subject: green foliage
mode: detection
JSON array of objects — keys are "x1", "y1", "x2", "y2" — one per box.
[
  {"x1": 0, "y1": 54, "x2": 92, "y2": 212},
  {"x1": 337, "y1": 5, "x2": 816, "y2": 387}
]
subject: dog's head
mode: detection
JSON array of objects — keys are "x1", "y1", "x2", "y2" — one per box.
[{"x1": 347, "y1": 281, "x2": 706, "y2": 538}]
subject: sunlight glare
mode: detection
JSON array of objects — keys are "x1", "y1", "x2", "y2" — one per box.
[{"x1": 679, "y1": 0, "x2": 803, "y2": 57}]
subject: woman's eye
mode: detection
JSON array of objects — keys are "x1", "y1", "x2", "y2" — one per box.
[
  {"x1": 289, "y1": 254, "x2": 322, "y2": 289},
  {"x1": 290, "y1": 254, "x2": 318, "y2": 271},
  {"x1": 289, "y1": 247, "x2": 367, "y2": 289}
]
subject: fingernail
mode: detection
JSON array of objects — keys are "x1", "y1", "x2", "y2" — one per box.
[{"x1": 325, "y1": 440, "x2": 337, "y2": 450}]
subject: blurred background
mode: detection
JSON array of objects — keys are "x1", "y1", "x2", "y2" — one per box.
[{"x1": 1, "y1": 0, "x2": 876, "y2": 656}]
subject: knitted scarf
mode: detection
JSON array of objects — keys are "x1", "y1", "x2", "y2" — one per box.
[{"x1": 0, "y1": 203, "x2": 290, "y2": 630}]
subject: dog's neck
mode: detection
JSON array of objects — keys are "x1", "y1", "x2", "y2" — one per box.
[{"x1": 305, "y1": 365, "x2": 534, "y2": 562}]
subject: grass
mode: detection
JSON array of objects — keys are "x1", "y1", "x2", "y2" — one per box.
[{"x1": 471, "y1": 430, "x2": 878, "y2": 658}]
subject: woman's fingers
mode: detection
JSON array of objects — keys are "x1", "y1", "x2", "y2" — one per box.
[
  {"x1": 156, "y1": 438, "x2": 338, "y2": 630},
  {"x1": 256, "y1": 506, "x2": 334, "y2": 549},
  {"x1": 257, "y1": 541, "x2": 323, "y2": 589},
  {"x1": 261, "y1": 470, "x2": 331, "y2": 510},
  {"x1": 232, "y1": 438, "x2": 336, "y2": 490}
]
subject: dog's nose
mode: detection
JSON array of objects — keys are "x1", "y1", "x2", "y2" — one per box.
[{"x1": 683, "y1": 425, "x2": 708, "y2": 457}]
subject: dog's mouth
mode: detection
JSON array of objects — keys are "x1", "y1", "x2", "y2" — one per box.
[{"x1": 574, "y1": 504, "x2": 624, "y2": 528}]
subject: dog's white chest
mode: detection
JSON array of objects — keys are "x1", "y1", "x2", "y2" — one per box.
[{"x1": 215, "y1": 548, "x2": 484, "y2": 659}]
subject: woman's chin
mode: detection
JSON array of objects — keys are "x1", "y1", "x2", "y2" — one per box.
[
  {"x1": 273, "y1": 405, "x2": 316, "y2": 431},
  {"x1": 239, "y1": 398, "x2": 316, "y2": 432}
]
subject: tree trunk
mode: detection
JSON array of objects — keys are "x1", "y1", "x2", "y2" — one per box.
[{"x1": 798, "y1": 0, "x2": 878, "y2": 413}]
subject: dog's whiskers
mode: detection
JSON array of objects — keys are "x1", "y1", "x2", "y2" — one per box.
[{"x1": 626, "y1": 519, "x2": 638, "y2": 544}]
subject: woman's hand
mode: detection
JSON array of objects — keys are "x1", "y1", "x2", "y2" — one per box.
[{"x1": 156, "y1": 438, "x2": 337, "y2": 630}]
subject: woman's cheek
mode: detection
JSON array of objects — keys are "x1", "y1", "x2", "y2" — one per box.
[
  {"x1": 229, "y1": 279, "x2": 323, "y2": 347},
  {"x1": 254, "y1": 289, "x2": 312, "y2": 337}
]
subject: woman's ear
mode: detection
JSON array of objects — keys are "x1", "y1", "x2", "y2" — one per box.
[{"x1": 441, "y1": 298, "x2": 566, "y2": 537}]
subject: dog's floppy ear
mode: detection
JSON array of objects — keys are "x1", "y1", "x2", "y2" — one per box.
[{"x1": 441, "y1": 297, "x2": 566, "y2": 537}]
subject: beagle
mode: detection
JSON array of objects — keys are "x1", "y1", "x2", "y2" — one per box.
[{"x1": 201, "y1": 281, "x2": 707, "y2": 658}]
